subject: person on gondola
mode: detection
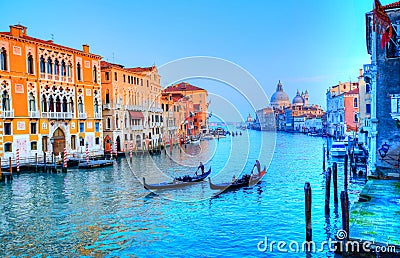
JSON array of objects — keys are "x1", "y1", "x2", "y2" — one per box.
[
  {"x1": 195, "y1": 162, "x2": 205, "y2": 176},
  {"x1": 253, "y1": 160, "x2": 261, "y2": 174}
]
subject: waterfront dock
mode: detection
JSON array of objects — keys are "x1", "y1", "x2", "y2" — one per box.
[{"x1": 349, "y1": 179, "x2": 400, "y2": 253}]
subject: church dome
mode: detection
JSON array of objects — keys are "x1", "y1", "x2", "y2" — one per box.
[
  {"x1": 271, "y1": 81, "x2": 290, "y2": 108},
  {"x1": 292, "y1": 90, "x2": 304, "y2": 106}
]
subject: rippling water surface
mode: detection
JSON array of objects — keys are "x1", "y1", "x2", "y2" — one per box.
[{"x1": 0, "y1": 131, "x2": 366, "y2": 257}]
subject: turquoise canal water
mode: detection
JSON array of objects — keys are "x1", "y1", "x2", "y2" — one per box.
[{"x1": 0, "y1": 131, "x2": 366, "y2": 257}]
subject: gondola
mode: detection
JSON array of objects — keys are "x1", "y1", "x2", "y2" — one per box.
[
  {"x1": 143, "y1": 167, "x2": 211, "y2": 190},
  {"x1": 208, "y1": 167, "x2": 267, "y2": 191},
  {"x1": 175, "y1": 168, "x2": 211, "y2": 182}
]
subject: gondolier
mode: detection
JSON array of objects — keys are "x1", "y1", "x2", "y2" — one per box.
[{"x1": 195, "y1": 162, "x2": 205, "y2": 176}]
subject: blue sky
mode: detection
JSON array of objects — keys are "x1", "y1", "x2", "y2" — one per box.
[{"x1": 2, "y1": 0, "x2": 393, "y2": 121}]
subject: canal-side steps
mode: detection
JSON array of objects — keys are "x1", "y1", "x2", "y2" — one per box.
[{"x1": 348, "y1": 179, "x2": 400, "y2": 255}]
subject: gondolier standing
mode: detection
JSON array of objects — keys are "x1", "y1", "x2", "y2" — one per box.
[
  {"x1": 253, "y1": 160, "x2": 261, "y2": 175},
  {"x1": 195, "y1": 162, "x2": 205, "y2": 176}
]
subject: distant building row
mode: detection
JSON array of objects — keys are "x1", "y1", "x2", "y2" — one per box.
[
  {"x1": 0, "y1": 24, "x2": 208, "y2": 159},
  {"x1": 252, "y1": 81, "x2": 325, "y2": 134}
]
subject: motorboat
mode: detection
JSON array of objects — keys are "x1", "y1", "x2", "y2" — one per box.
[{"x1": 330, "y1": 141, "x2": 347, "y2": 157}]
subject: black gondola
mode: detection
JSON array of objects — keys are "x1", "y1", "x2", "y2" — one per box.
[{"x1": 175, "y1": 168, "x2": 211, "y2": 182}]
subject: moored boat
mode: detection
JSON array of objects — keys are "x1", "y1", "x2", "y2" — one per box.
[{"x1": 330, "y1": 141, "x2": 347, "y2": 157}]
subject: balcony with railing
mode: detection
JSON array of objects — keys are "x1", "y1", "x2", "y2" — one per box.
[
  {"x1": 103, "y1": 103, "x2": 111, "y2": 110},
  {"x1": 42, "y1": 111, "x2": 73, "y2": 119},
  {"x1": 132, "y1": 105, "x2": 144, "y2": 111},
  {"x1": 28, "y1": 110, "x2": 41, "y2": 118},
  {"x1": 94, "y1": 112, "x2": 102, "y2": 119},
  {"x1": 115, "y1": 103, "x2": 122, "y2": 109},
  {"x1": 78, "y1": 112, "x2": 87, "y2": 119},
  {"x1": 132, "y1": 125, "x2": 144, "y2": 131},
  {"x1": 1, "y1": 110, "x2": 14, "y2": 118}
]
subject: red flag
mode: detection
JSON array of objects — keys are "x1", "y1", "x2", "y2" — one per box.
[{"x1": 373, "y1": 0, "x2": 393, "y2": 48}]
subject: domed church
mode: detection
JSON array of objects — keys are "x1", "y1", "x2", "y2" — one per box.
[{"x1": 270, "y1": 81, "x2": 290, "y2": 109}]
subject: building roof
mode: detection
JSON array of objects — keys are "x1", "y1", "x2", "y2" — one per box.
[
  {"x1": 126, "y1": 66, "x2": 156, "y2": 72},
  {"x1": 164, "y1": 82, "x2": 205, "y2": 92},
  {"x1": 0, "y1": 27, "x2": 101, "y2": 58},
  {"x1": 100, "y1": 61, "x2": 125, "y2": 69},
  {"x1": 345, "y1": 88, "x2": 359, "y2": 95},
  {"x1": 383, "y1": 1, "x2": 400, "y2": 9}
]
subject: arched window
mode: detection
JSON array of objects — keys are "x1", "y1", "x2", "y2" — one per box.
[
  {"x1": 353, "y1": 98, "x2": 358, "y2": 108},
  {"x1": 105, "y1": 89, "x2": 110, "y2": 104},
  {"x1": 2, "y1": 90, "x2": 10, "y2": 111},
  {"x1": 47, "y1": 57, "x2": 52, "y2": 74},
  {"x1": 116, "y1": 114, "x2": 119, "y2": 129},
  {"x1": 54, "y1": 59, "x2": 59, "y2": 75},
  {"x1": 69, "y1": 97, "x2": 74, "y2": 113},
  {"x1": 107, "y1": 117, "x2": 111, "y2": 129},
  {"x1": 93, "y1": 65, "x2": 97, "y2": 83},
  {"x1": 49, "y1": 96, "x2": 54, "y2": 112},
  {"x1": 67, "y1": 62, "x2": 72, "y2": 77},
  {"x1": 78, "y1": 96, "x2": 84, "y2": 113},
  {"x1": 0, "y1": 48, "x2": 7, "y2": 71},
  {"x1": 40, "y1": 56, "x2": 45, "y2": 73},
  {"x1": 61, "y1": 60, "x2": 66, "y2": 76},
  {"x1": 94, "y1": 98, "x2": 99, "y2": 113},
  {"x1": 27, "y1": 54, "x2": 34, "y2": 74},
  {"x1": 29, "y1": 93, "x2": 36, "y2": 111},
  {"x1": 77, "y1": 62, "x2": 82, "y2": 81},
  {"x1": 41, "y1": 95, "x2": 47, "y2": 112},
  {"x1": 55, "y1": 96, "x2": 61, "y2": 112},
  {"x1": 62, "y1": 97, "x2": 68, "y2": 112},
  {"x1": 125, "y1": 114, "x2": 128, "y2": 128}
]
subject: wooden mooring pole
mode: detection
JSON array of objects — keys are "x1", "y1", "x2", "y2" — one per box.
[
  {"x1": 325, "y1": 168, "x2": 331, "y2": 215},
  {"x1": 0, "y1": 157, "x2": 3, "y2": 182},
  {"x1": 304, "y1": 182, "x2": 312, "y2": 242},
  {"x1": 333, "y1": 162, "x2": 338, "y2": 205},
  {"x1": 344, "y1": 154, "x2": 348, "y2": 192},
  {"x1": 323, "y1": 144, "x2": 326, "y2": 171},
  {"x1": 340, "y1": 191, "x2": 349, "y2": 239}
]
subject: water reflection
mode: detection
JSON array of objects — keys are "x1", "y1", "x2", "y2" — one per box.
[{"x1": 0, "y1": 132, "x2": 366, "y2": 257}]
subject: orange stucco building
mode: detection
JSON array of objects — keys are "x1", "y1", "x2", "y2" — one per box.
[
  {"x1": 163, "y1": 82, "x2": 208, "y2": 136},
  {"x1": 100, "y1": 61, "x2": 163, "y2": 152},
  {"x1": 0, "y1": 24, "x2": 103, "y2": 159}
]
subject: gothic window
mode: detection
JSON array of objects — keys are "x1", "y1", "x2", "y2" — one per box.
[
  {"x1": 2, "y1": 90, "x2": 10, "y2": 111},
  {"x1": 77, "y1": 62, "x2": 82, "y2": 81},
  {"x1": 78, "y1": 96, "x2": 84, "y2": 113},
  {"x1": 29, "y1": 92, "x2": 36, "y2": 111},
  {"x1": 49, "y1": 96, "x2": 55, "y2": 112},
  {"x1": 62, "y1": 97, "x2": 68, "y2": 112},
  {"x1": 61, "y1": 60, "x2": 66, "y2": 76},
  {"x1": 116, "y1": 114, "x2": 119, "y2": 128},
  {"x1": 69, "y1": 97, "x2": 74, "y2": 113},
  {"x1": 54, "y1": 59, "x2": 59, "y2": 75},
  {"x1": 56, "y1": 96, "x2": 61, "y2": 112},
  {"x1": 40, "y1": 56, "x2": 45, "y2": 73},
  {"x1": 93, "y1": 65, "x2": 97, "y2": 83},
  {"x1": 42, "y1": 95, "x2": 47, "y2": 112},
  {"x1": 47, "y1": 57, "x2": 52, "y2": 74},
  {"x1": 27, "y1": 54, "x2": 34, "y2": 74},
  {"x1": 94, "y1": 98, "x2": 99, "y2": 113},
  {"x1": 67, "y1": 62, "x2": 72, "y2": 77},
  {"x1": 0, "y1": 48, "x2": 7, "y2": 71}
]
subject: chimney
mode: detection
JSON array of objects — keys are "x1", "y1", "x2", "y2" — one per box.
[
  {"x1": 10, "y1": 24, "x2": 27, "y2": 37},
  {"x1": 83, "y1": 44, "x2": 90, "y2": 53},
  {"x1": 359, "y1": 68, "x2": 363, "y2": 77}
]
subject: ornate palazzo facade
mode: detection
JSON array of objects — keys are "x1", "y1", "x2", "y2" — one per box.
[{"x1": 0, "y1": 24, "x2": 103, "y2": 159}]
